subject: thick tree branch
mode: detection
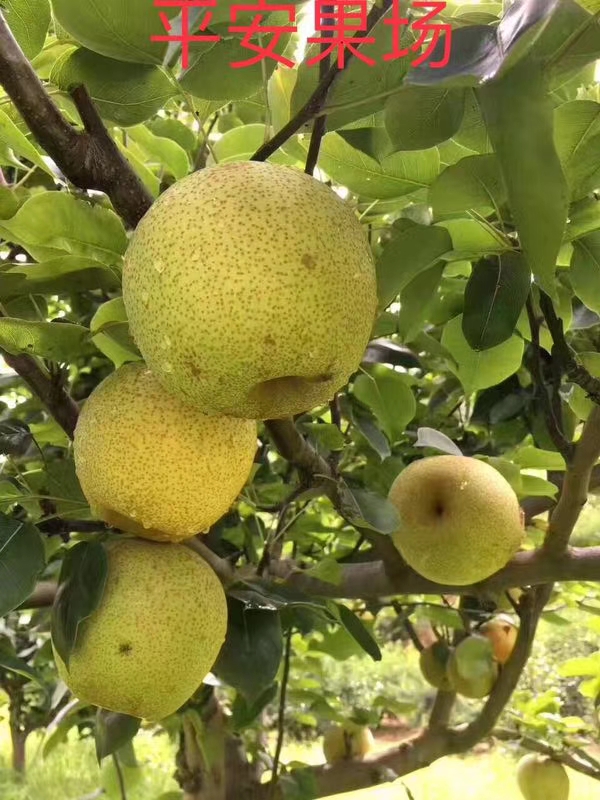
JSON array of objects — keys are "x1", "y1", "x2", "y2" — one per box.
[
  {"x1": 23, "y1": 545, "x2": 600, "y2": 609},
  {"x1": 1, "y1": 352, "x2": 79, "y2": 438},
  {"x1": 543, "y1": 406, "x2": 600, "y2": 555},
  {"x1": 0, "y1": 15, "x2": 152, "y2": 228},
  {"x1": 251, "y1": 0, "x2": 391, "y2": 162}
]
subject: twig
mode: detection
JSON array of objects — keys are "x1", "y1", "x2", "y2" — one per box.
[
  {"x1": 270, "y1": 629, "x2": 293, "y2": 796},
  {"x1": 304, "y1": 9, "x2": 332, "y2": 176},
  {"x1": 251, "y1": 0, "x2": 391, "y2": 162},
  {"x1": 539, "y1": 291, "x2": 600, "y2": 405},
  {"x1": 543, "y1": 405, "x2": 600, "y2": 555},
  {"x1": 186, "y1": 537, "x2": 236, "y2": 586},
  {"x1": 0, "y1": 15, "x2": 152, "y2": 228},
  {"x1": 525, "y1": 297, "x2": 572, "y2": 461},
  {"x1": 112, "y1": 754, "x2": 127, "y2": 800},
  {"x1": 493, "y1": 728, "x2": 600, "y2": 781},
  {"x1": 428, "y1": 690, "x2": 455, "y2": 731}
]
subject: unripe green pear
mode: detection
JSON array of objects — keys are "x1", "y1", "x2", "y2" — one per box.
[
  {"x1": 419, "y1": 640, "x2": 453, "y2": 691},
  {"x1": 516, "y1": 754, "x2": 570, "y2": 800},
  {"x1": 322, "y1": 722, "x2": 374, "y2": 764},
  {"x1": 446, "y1": 634, "x2": 499, "y2": 699}
]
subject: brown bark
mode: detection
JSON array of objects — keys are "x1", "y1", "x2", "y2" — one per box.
[{"x1": 10, "y1": 725, "x2": 26, "y2": 775}]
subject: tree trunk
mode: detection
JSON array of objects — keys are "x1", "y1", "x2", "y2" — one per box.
[{"x1": 10, "y1": 725, "x2": 26, "y2": 775}]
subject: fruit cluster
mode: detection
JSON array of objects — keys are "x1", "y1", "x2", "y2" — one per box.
[{"x1": 51, "y1": 161, "x2": 379, "y2": 721}]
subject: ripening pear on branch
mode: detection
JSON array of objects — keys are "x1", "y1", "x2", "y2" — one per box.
[
  {"x1": 73, "y1": 362, "x2": 257, "y2": 542},
  {"x1": 387, "y1": 455, "x2": 524, "y2": 585},
  {"x1": 322, "y1": 722, "x2": 375, "y2": 764},
  {"x1": 52, "y1": 539, "x2": 228, "y2": 721},
  {"x1": 516, "y1": 754, "x2": 570, "y2": 800},
  {"x1": 122, "y1": 161, "x2": 378, "y2": 420}
]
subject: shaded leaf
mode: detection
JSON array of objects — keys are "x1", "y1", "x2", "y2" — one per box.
[
  {"x1": 571, "y1": 231, "x2": 600, "y2": 314},
  {"x1": 385, "y1": 87, "x2": 466, "y2": 151},
  {"x1": 477, "y1": 58, "x2": 569, "y2": 298},
  {"x1": 0, "y1": 108, "x2": 53, "y2": 176},
  {"x1": 51, "y1": 541, "x2": 109, "y2": 667},
  {"x1": 328, "y1": 602, "x2": 382, "y2": 662},
  {"x1": 428, "y1": 154, "x2": 506, "y2": 216},
  {"x1": 0, "y1": 419, "x2": 32, "y2": 456},
  {"x1": 231, "y1": 683, "x2": 278, "y2": 731},
  {"x1": 462, "y1": 253, "x2": 531, "y2": 350},
  {"x1": 0, "y1": 514, "x2": 45, "y2": 616},
  {"x1": 337, "y1": 483, "x2": 400, "y2": 535},
  {"x1": 95, "y1": 709, "x2": 141, "y2": 764},
  {"x1": 0, "y1": 641, "x2": 46, "y2": 688},
  {"x1": 213, "y1": 598, "x2": 283, "y2": 702}
]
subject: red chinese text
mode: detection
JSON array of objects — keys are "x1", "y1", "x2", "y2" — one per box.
[
  {"x1": 384, "y1": 0, "x2": 451, "y2": 68},
  {"x1": 151, "y1": 0, "x2": 220, "y2": 69},
  {"x1": 307, "y1": 0, "x2": 376, "y2": 70},
  {"x1": 229, "y1": 0, "x2": 297, "y2": 68}
]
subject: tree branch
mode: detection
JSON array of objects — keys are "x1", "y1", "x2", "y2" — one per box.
[
  {"x1": 251, "y1": 0, "x2": 391, "y2": 162},
  {"x1": 494, "y1": 728, "x2": 600, "y2": 781},
  {"x1": 1, "y1": 351, "x2": 79, "y2": 438},
  {"x1": 543, "y1": 406, "x2": 600, "y2": 555},
  {"x1": 0, "y1": 15, "x2": 152, "y2": 228}
]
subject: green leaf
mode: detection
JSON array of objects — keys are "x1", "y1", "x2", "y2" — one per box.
[
  {"x1": 337, "y1": 483, "x2": 400, "y2": 535},
  {"x1": 313, "y1": 133, "x2": 441, "y2": 200},
  {"x1": 554, "y1": 100, "x2": 600, "y2": 200},
  {"x1": 51, "y1": 0, "x2": 179, "y2": 64},
  {"x1": 559, "y1": 653, "x2": 600, "y2": 677},
  {"x1": 95, "y1": 709, "x2": 141, "y2": 764},
  {"x1": 567, "y1": 351, "x2": 600, "y2": 420},
  {"x1": 352, "y1": 364, "x2": 416, "y2": 442},
  {"x1": 213, "y1": 598, "x2": 283, "y2": 702},
  {"x1": 519, "y1": 474, "x2": 558, "y2": 498},
  {"x1": 0, "y1": 192, "x2": 127, "y2": 264},
  {"x1": 90, "y1": 297, "x2": 141, "y2": 369},
  {"x1": 0, "y1": 641, "x2": 46, "y2": 688},
  {"x1": 406, "y1": 0, "x2": 560, "y2": 87},
  {"x1": 306, "y1": 11, "x2": 413, "y2": 131},
  {"x1": 211, "y1": 124, "x2": 293, "y2": 165},
  {"x1": 462, "y1": 253, "x2": 531, "y2": 350},
  {"x1": 148, "y1": 118, "x2": 197, "y2": 154},
  {"x1": 180, "y1": 20, "x2": 290, "y2": 101},
  {"x1": 429, "y1": 154, "x2": 506, "y2": 216},
  {"x1": 376, "y1": 220, "x2": 452, "y2": 309},
  {"x1": 0, "y1": 256, "x2": 120, "y2": 296},
  {"x1": 347, "y1": 404, "x2": 391, "y2": 461},
  {"x1": 0, "y1": 515, "x2": 45, "y2": 616},
  {"x1": 303, "y1": 558, "x2": 343, "y2": 587},
  {"x1": 385, "y1": 87, "x2": 466, "y2": 151},
  {"x1": 397, "y1": 263, "x2": 445, "y2": 342},
  {"x1": 415, "y1": 427, "x2": 463, "y2": 456},
  {"x1": 510, "y1": 446, "x2": 566, "y2": 470},
  {"x1": 126, "y1": 125, "x2": 190, "y2": 179},
  {"x1": 0, "y1": 108, "x2": 53, "y2": 176},
  {"x1": 536, "y1": 0, "x2": 600, "y2": 86},
  {"x1": 328, "y1": 603, "x2": 382, "y2": 662},
  {"x1": 50, "y1": 48, "x2": 175, "y2": 127},
  {"x1": 441, "y1": 314, "x2": 524, "y2": 393},
  {"x1": 51, "y1": 541, "x2": 109, "y2": 668},
  {"x1": 0, "y1": 318, "x2": 90, "y2": 362},
  {"x1": 477, "y1": 58, "x2": 569, "y2": 299},
  {"x1": 4, "y1": 0, "x2": 51, "y2": 59},
  {"x1": 436, "y1": 218, "x2": 509, "y2": 260},
  {"x1": 231, "y1": 683, "x2": 278, "y2": 731},
  {"x1": 300, "y1": 423, "x2": 345, "y2": 454},
  {"x1": 571, "y1": 231, "x2": 600, "y2": 314},
  {"x1": 116, "y1": 139, "x2": 160, "y2": 198}
]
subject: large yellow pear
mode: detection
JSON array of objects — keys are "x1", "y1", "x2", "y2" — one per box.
[
  {"x1": 122, "y1": 161, "x2": 378, "y2": 419},
  {"x1": 516, "y1": 754, "x2": 570, "y2": 800},
  {"x1": 52, "y1": 539, "x2": 228, "y2": 721},
  {"x1": 387, "y1": 455, "x2": 523, "y2": 585},
  {"x1": 73, "y1": 362, "x2": 257, "y2": 542}
]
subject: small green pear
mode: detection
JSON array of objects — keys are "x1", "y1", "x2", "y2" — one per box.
[
  {"x1": 516, "y1": 754, "x2": 570, "y2": 800},
  {"x1": 322, "y1": 722, "x2": 374, "y2": 764},
  {"x1": 419, "y1": 641, "x2": 453, "y2": 691},
  {"x1": 446, "y1": 634, "x2": 499, "y2": 698}
]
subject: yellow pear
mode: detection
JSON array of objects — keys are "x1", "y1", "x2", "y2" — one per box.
[
  {"x1": 52, "y1": 539, "x2": 228, "y2": 721},
  {"x1": 387, "y1": 455, "x2": 523, "y2": 585},
  {"x1": 122, "y1": 161, "x2": 378, "y2": 419},
  {"x1": 446, "y1": 634, "x2": 499, "y2": 699},
  {"x1": 479, "y1": 614, "x2": 519, "y2": 665},
  {"x1": 322, "y1": 722, "x2": 374, "y2": 764},
  {"x1": 73, "y1": 362, "x2": 257, "y2": 542},
  {"x1": 419, "y1": 640, "x2": 453, "y2": 691},
  {"x1": 516, "y1": 754, "x2": 570, "y2": 800}
]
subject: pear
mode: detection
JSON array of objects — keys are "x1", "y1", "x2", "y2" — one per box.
[
  {"x1": 479, "y1": 614, "x2": 519, "y2": 665},
  {"x1": 387, "y1": 455, "x2": 523, "y2": 585},
  {"x1": 419, "y1": 640, "x2": 453, "y2": 691},
  {"x1": 446, "y1": 635, "x2": 499, "y2": 698},
  {"x1": 516, "y1": 754, "x2": 570, "y2": 800},
  {"x1": 52, "y1": 539, "x2": 228, "y2": 721},
  {"x1": 73, "y1": 362, "x2": 257, "y2": 542},
  {"x1": 322, "y1": 722, "x2": 375, "y2": 764},
  {"x1": 122, "y1": 161, "x2": 378, "y2": 419}
]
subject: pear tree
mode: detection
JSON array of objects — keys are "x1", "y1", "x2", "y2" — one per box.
[{"x1": 0, "y1": 1, "x2": 599, "y2": 799}]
